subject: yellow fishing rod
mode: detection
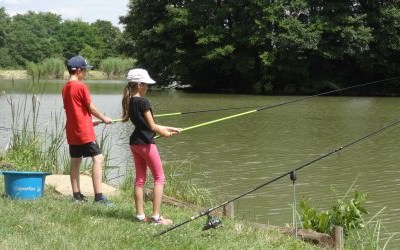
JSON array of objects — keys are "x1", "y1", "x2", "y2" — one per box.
[{"x1": 97, "y1": 77, "x2": 400, "y2": 127}]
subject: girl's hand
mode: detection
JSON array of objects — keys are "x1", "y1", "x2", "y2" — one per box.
[{"x1": 164, "y1": 127, "x2": 182, "y2": 137}]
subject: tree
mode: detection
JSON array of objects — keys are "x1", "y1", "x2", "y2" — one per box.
[
  {"x1": 121, "y1": 0, "x2": 191, "y2": 83},
  {"x1": 57, "y1": 20, "x2": 103, "y2": 64},
  {"x1": 6, "y1": 11, "x2": 63, "y2": 66},
  {"x1": 0, "y1": 7, "x2": 13, "y2": 68},
  {"x1": 356, "y1": 1, "x2": 400, "y2": 78},
  {"x1": 0, "y1": 7, "x2": 10, "y2": 47},
  {"x1": 91, "y1": 20, "x2": 123, "y2": 58}
]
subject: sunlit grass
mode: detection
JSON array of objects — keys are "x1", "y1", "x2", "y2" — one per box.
[{"x1": 0, "y1": 177, "x2": 320, "y2": 250}]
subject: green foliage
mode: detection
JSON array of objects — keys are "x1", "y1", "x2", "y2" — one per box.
[
  {"x1": 330, "y1": 191, "x2": 368, "y2": 235},
  {"x1": 346, "y1": 207, "x2": 398, "y2": 249},
  {"x1": 6, "y1": 12, "x2": 63, "y2": 67},
  {"x1": 163, "y1": 161, "x2": 214, "y2": 207},
  {"x1": 118, "y1": 160, "x2": 214, "y2": 208},
  {"x1": 298, "y1": 190, "x2": 368, "y2": 236},
  {"x1": 26, "y1": 58, "x2": 65, "y2": 82},
  {"x1": 1, "y1": 3, "x2": 400, "y2": 94},
  {"x1": 121, "y1": 1, "x2": 400, "y2": 94},
  {"x1": 57, "y1": 20, "x2": 103, "y2": 62},
  {"x1": 99, "y1": 57, "x2": 136, "y2": 79},
  {"x1": 1, "y1": 95, "x2": 67, "y2": 174},
  {"x1": 0, "y1": 10, "x2": 123, "y2": 70},
  {"x1": 91, "y1": 20, "x2": 123, "y2": 58},
  {"x1": 299, "y1": 198, "x2": 332, "y2": 234}
]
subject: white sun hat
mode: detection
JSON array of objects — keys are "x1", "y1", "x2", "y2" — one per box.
[{"x1": 127, "y1": 68, "x2": 156, "y2": 84}]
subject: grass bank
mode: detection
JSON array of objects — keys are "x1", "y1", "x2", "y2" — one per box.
[
  {"x1": 0, "y1": 178, "x2": 319, "y2": 250},
  {"x1": 0, "y1": 69, "x2": 109, "y2": 81}
]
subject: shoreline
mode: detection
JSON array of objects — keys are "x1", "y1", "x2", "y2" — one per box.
[{"x1": 0, "y1": 69, "x2": 109, "y2": 81}]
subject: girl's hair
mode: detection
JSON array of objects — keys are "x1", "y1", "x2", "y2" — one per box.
[{"x1": 121, "y1": 82, "x2": 138, "y2": 122}]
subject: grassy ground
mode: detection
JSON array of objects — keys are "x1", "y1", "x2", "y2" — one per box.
[{"x1": 0, "y1": 177, "x2": 320, "y2": 250}]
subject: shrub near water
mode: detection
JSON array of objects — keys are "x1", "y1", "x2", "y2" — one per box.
[
  {"x1": 99, "y1": 57, "x2": 136, "y2": 79},
  {"x1": 26, "y1": 57, "x2": 65, "y2": 82},
  {"x1": 298, "y1": 188, "x2": 396, "y2": 249},
  {"x1": 1, "y1": 95, "x2": 67, "y2": 173}
]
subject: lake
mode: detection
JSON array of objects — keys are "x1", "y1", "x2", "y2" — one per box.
[{"x1": 1, "y1": 80, "x2": 399, "y2": 247}]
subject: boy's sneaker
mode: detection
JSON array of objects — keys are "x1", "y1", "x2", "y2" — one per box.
[
  {"x1": 72, "y1": 193, "x2": 88, "y2": 203},
  {"x1": 94, "y1": 195, "x2": 113, "y2": 206},
  {"x1": 151, "y1": 215, "x2": 173, "y2": 225}
]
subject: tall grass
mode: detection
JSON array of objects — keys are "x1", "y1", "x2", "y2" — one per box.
[
  {"x1": 346, "y1": 207, "x2": 398, "y2": 249},
  {"x1": 99, "y1": 57, "x2": 136, "y2": 79},
  {"x1": 163, "y1": 161, "x2": 214, "y2": 207},
  {"x1": 118, "y1": 160, "x2": 214, "y2": 207},
  {"x1": 26, "y1": 57, "x2": 65, "y2": 82},
  {"x1": 1, "y1": 94, "x2": 116, "y2": 178},
  {"x1": 1, "y1": 94, "x2": 67, "y2": 173}
]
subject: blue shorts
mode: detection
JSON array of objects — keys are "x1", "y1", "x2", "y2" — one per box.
[{"x1": 69, "y1": 141, "x2": 101, "y2": 158}]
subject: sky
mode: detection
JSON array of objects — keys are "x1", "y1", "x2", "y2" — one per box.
[{"x1": 0, "y1": 0, "x2": 130, "y2": 30}]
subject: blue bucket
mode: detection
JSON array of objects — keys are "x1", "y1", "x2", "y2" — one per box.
[{"x1": 1, "y1": 171, "x2": 51, "y2": 200}]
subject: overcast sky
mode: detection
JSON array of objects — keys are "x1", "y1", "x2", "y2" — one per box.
[{"x1": 0, "y1": 0, "x2": 129, "y2": 29}]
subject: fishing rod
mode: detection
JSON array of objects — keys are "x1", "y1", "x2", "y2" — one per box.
[
  {"x1": 154, "y1": 117, "x2": 400, "y2": 236},
  {"x1": 152, "y1": 77, "x2": 400, "y2": 136},
  {"x1": 151, "y1": 76, "x2": 400, "y2": 118},
  {"x1": 97, "y1": 76, "x2": 400, "y2": 125}
]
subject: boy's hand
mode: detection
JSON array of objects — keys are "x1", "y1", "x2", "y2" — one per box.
[
  {"x1": 102, "y1": 117, "x2": 113, "y2": 124},
  {"x1": 93, "y1": 120, "x2": 101, "y2": 126}
]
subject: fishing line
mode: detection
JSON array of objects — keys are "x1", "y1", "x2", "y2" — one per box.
[
  {"x1": 154, "y1": 118, "x2": 400, "y2": 236},
  {"x1": 99, "y1": 76, "x2": 400, "y2": 127},
  {"x1": 98, "y1": 76, "x2": 400, "y2": 123},
  {"x1": 175, "y1": 77, "x2": 400, "y2": 134}
]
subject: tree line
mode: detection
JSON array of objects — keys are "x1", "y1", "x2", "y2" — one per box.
[{"x1": 1, "y1": 1, "x2": 400, "y2": 94}]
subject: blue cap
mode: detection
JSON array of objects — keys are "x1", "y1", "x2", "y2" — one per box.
[{"x1": 67, "y1": 56, "x2": 94, "y2": 70}]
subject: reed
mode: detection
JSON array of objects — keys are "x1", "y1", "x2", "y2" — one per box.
[
  {"x1": 96, "y1": 125, "x2": 113, "y2": 181},
  {"x1": 4, "y1": 94, "x2": 43, "y2": 170},
  {"x1": 26, "y1": 57, "x2": 65, "y2": 82},
  {"x1": 99, "y1": 57, "x2": 136, "y2": 79},
  {"x1": 346, "y1": 207, "x2": 397, "y2": 249},
  {"x1": 163, "y1": 161, "x2": 214, "y2": 207},
  {"x1": 118, "y1": 160, "x2": 214, "y2": 207}
]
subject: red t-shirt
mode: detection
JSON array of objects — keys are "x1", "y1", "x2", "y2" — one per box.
[{"x1": 62, "y1": 80, "x2": 96, "y2": 145}]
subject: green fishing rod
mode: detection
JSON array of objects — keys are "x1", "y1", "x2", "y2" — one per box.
[
  {"x1": 154, "y1": 117, "x2": 400, "y2": 236},
  {"x1": 155, "y1": 76, "x2": 400, "y2": 135},
  {"x1": 98, "y1": 76, "x2": 400, "y2": 125}
]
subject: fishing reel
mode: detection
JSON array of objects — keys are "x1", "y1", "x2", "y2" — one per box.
[{"x1": 202, "y1": 214, "x2": 222, "y2": 231}]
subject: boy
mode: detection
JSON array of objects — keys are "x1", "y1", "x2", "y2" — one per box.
[{"x1": 62, "y1": 55, "x2": 112, "y2": 205}]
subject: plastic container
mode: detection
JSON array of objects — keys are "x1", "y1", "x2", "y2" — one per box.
[{"x1": 0, "y1": 171, "x2": 51, "y2": 200}]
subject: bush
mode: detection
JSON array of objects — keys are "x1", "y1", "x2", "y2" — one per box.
[
  {"x1": 299, "y1": 190, "x2": 368, "y2": 236},
  {"x1": 99, "y1": 57, "x2": 136, "y2": 79},
  {"x1": 26, "y1": 57, "x2": 65, "y2": 82}
]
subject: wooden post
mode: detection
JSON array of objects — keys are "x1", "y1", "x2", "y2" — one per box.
[
  {"x1": 223, "y1": 202, "x2": 235, "y2": 218},
  {"x1": 333, "y1": 225, "x2": 344, "y2": 250}
]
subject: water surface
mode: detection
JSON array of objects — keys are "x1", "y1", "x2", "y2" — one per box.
[{"x1": 1, "y1": 81, "x2": 399, "y2": 247}]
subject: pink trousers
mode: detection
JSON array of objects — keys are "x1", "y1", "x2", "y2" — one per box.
[{"x1": 130, "y1": 144, "x2": 165, "y2": 187}]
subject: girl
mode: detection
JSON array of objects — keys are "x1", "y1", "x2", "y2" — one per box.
[{"x1": 122, "y1": 68, "x2": 181, "y2": 225}]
